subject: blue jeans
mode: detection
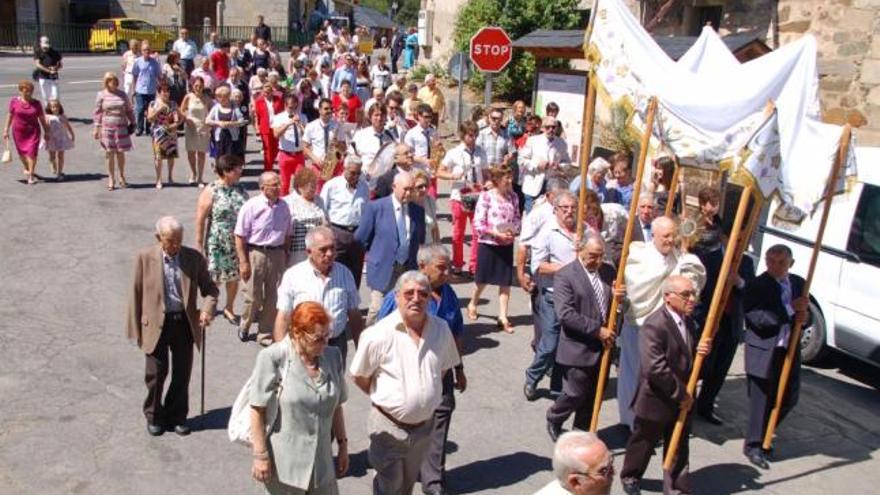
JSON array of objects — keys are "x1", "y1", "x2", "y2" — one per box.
[
  {"x1": 134, "y1": 92, "x2": 155, "y2": 134},
  {"x1": 524, "y1": 194, "x2": 539, "y2": 214},
  {"x1": 525, "y1": 288, "x2": 563, "y2": 392}
]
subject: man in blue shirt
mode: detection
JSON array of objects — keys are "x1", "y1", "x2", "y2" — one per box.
[
  {"x1": 569, "y1": 156, "x2": 623, "y2": 205},
  {"x1": 172, "y1": 28, "x2": 198, "y2": 75},
  {"x1": 330, "y1": 53, "x2": 357, "y2": 95},
  {"x1": 201, "y1": 31, "x2": 218, "y2": 57},
  {"x1": 131, "y1": 42, "x2": 161, "y2": 136},
  {"x1": 376, "y1": 244, "x2": 466, "y2": 495}
]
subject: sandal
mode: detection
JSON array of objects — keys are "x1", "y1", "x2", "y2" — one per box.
[
  {"x1": 223, "y1": 309, "x2": 240, "y2": 325},
  {"x1": 118, "y1": 177, "x2": 127, "y2": 188}
]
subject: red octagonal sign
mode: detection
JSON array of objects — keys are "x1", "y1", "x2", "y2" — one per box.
[{"x1": 470, "y1": 27, "x2": 513, "y2": 73}]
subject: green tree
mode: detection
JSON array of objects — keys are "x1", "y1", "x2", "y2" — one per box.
[{"x1": 453, "y1": 0, "x2": 583, "y2": 103}]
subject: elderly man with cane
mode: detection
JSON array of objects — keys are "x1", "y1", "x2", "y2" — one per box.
[{"x1": 126, "y1": 216, "x2": 218, "y2": 436}]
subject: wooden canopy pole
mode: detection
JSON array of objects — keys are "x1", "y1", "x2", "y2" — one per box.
[
  {"x1": 663, "y1": 183, "x2": 756, "y2": 470},
  {"x1": 589, "y1": 97, "x2": 658, "y2": 432},
  {"x1": 762, "y1": 124, "x2": 852, "y2": 449},
  {"x1": 576, "y1": 76, "x2": 598, "y2": 238},
  {"x1": 664, "y1": 157, "x2": 681, "y2": 217}
]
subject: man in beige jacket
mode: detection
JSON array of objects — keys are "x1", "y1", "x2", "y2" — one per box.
[{"x1": 127, "y1": 216, "x2": 218, "y2": 436}]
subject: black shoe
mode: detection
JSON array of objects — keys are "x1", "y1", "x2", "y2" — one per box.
[
  {"x1": 621, "y1": 479, "x2": 641, "y2": 495},
  {"x1": 745, "y1": 449, "x2": 769, "y2": 470},
  {"x1": 523, "y1": 383, "x2": 537, "y2": 401},
  {"x1": 173, "y1": 423, "x2": 191, "y2": 436},
  {"x1": 238, "y1": 327, "x2": 249, "y2": 342},
  {"x1": 697, "y1": 409, "x2": 724, "y2": 426},
  {"x1": 762, "y1": 447, "x2": 775, "y2": 461},
  {"x1": 546, "y1": 421, "x2": 562, "y2": 442},
  {"x1": 146, "y1": 423, "x2": 164, "y2": 436},
  {"x1": 422, "y1": 486, "x2": 446, "y2": 495}
]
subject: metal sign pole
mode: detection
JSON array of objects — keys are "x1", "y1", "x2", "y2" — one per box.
[{"x1": 484, "y1": 74, "x2": 493, "y2": 107}]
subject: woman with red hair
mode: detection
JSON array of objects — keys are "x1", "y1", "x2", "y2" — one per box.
[{"x1": 248, "y1": 301, "x2": 349, "y2": 494}]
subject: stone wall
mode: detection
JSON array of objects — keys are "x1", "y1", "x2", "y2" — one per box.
[
  {"x1": 111, "y1": 0, "x2": 181, "y2": 25},
  {"x1": 418, "y1": 0, "x2": 468, "y2": 66}
]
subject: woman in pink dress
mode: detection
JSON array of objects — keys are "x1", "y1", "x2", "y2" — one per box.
[
  {"x1": 94, "y1": 72, "x2": 136, "y2": 190},
  {"x1": 3, "y1": 80, "x2": 49, "y2": 185}
]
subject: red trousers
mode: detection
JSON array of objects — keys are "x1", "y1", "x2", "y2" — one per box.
[
  {"x1": 260, "y1": 133, "x2": 279, "y2": 172},
  {"x1": 450, "y1": 199, "x2": 478, "y2": 271},
  {"x1": 278, "y1": 150, "x2": 305, "y2": 196}
]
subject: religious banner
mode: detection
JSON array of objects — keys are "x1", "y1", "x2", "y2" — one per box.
[{"x1": 584, "y1": 0, "x2": 857, "y2": 225}]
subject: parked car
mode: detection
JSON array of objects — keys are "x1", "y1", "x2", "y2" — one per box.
[
  {"x1": 88, "y1": 18, "x2": 175, "y2": 54},
  {"x1": 757, "y1": 146, "x2": 879, "y2": 368}
]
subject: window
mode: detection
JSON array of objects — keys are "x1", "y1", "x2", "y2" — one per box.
[
  {"x1": 120, "y1": 20, "x2": 139, "y2": 30},
  {"x1": 847, "y1": 184, "x2": 880, "y2": 267},
  {"x1": 688, "y1": 6, "x2": 723, "y2": 36},
  {"x1": 140, "y1": 0, "x2": 157, "y2": 5}
]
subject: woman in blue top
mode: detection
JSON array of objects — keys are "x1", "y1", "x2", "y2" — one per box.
[{"x1": 403, "y1": 28, "x2": 419, "y2": 70}]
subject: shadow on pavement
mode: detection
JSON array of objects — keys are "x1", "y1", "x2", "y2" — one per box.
[
  {"x1": 690, "y1": 463, "x2": 763, "y2": 494},
  {"x1": 461, "y1": 321, "x2": 500, "y2": 356},
  {"x1": 192, "y1": 406, "x2": 231, "y2": 431},
  {"x1": 446, "y1": 451, "x2": 551, "y2": 494}
]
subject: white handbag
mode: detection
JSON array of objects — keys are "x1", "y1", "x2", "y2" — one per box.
[
  {"x1": 228, "y1": 337, "x2": 290, "y2": 446},
  {"x1": 1, "y1": 140, "x2": 11, "y2": 164}
]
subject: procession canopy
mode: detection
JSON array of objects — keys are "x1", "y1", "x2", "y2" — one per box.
[{"x1": 583, "y1": 0, "x2": 857, "y2": 227}]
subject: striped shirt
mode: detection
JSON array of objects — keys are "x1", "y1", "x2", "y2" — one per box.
[{"x1": 276, "y1": 260, "x2": 360, "y2": 338}]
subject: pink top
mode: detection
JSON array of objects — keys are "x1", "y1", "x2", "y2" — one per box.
[
  {"x1": 233, "y1": 194, "x2": 292, "y2": 247},
  {"x1": 473, "y1": 189, "x2": 521, "y2": 246}
]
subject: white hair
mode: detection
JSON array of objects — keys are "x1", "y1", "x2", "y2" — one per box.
[
  {"x1": 155, "y1": 216, "x2": 183, "y2": 236},
  {"x1": 552, "y1": 431, "x2": 603, "y2": 487},
  {"x1": 576, "y1": 232, "x2": 605, "y2": 252},
  {"x1": 394, "y1": 270, "x2": 430, "y2": 293},
  {"x1": 258, "y1": 171, "x2": 279, "y2": 187},
  {"x1": 588, "y1": 156, "x2": 611, "y2": 174},
  {"x1": 662, "y1": 274, "x2": 693, "y2": 295},
  {"x1": 305, "y1": 226, "x2": 335, "y2": 249},
  {"x1": 417, "y1": 244, "x2": 450, "y2": 267}
]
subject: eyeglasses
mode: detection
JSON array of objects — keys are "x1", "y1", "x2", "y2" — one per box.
[
  {"x1": 578, "y1": 459, "x2": 615, "y2": 479},
  {"x1": 401, "y1": 288, "x2": 430, "y2": 300},
  {"x1": 670, "y1": 290, "x2": 697, "y2": 300},
  {"x1": 556, "y1": 204, "x2": 576, "y2": 211}
]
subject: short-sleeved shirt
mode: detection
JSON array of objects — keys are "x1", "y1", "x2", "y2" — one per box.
[
  {"x1": 271, "y1": 112, "x2": 305, "y2": 152},
  {"x1": 377, "y1": 284, "x2": 464, "y2": 339},
  {"x1": 132, "y1": 56, "x2": 161, "y2": 95},
  {"x1": 349, "y1": 311, "x2": 460, "y2": 424},
  {"x1": 210, "y1": 50, "x2": 230, "y2": 80},
  {"x1": 249, "y1": 341, "x2": 346, "y2": 490},
  {"x1": 172, "y1": 39, "x2": 197, "y2": 60},
  {"x1": 417, "y1": 86, "x2": 445, "y2": 115},
  {"x1": 351, "y1": 125, "x2": 392, "y2": 168},
  {"x1": 34, "y1": 48, "x2": 62, "y2": 79},
  {"x1": 440, "y1": 143, "x2": 487, "y2": 201},
  {"x1": 234, "y1": 194, "x2": 292, "y2": 247},
  {"x1": 404, "y1": 125, "x2": 436, "y2": 159},
  {"x1": 531, "y1": 217, "x2": 578, "y2": 290},
  {"x1": 319, "y1": 175, "x2": 369, "y2": 227},
  {"x1": 331, "y1": 93, "x2": 361, "y2": 123},
  {"x1": 276, "y1": 261, "x2": 360, "y2": 339},
  {"x1": 303, "y1": 119, "x2": 342, "y2": 161},
  {"x1": 476, "y1": 126, "x2": 514, "y2": 166}
]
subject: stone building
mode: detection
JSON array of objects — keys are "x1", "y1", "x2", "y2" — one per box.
[{"x1": 108, "y1": 0, "x2": 319, "y2": 30}]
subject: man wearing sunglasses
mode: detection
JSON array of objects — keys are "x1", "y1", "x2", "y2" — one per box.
[
  {"x1": 619, "y1": 275, "x2": 711, "y2": 495},
  {"x1": 535, "y1": 431, "x2": 613, "y2": 494},
  {"x1": 519, "y1": 116, "x2": 572, "y2": 213}
]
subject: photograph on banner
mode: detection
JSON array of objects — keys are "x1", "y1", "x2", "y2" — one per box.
[{"x1": 534, "y1": 70, "x2": 587, "y2": 165}]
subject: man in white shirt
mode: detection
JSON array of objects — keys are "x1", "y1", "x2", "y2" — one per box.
[
  {"x1": 384, "y1": 91, "x2": 410, "y2": 143},
  {"x1": 271, "y1": 93, "x2": 306, "y2": 196},
  {"x1": 274, "y1": 227, "x2": 363, "y2": 359},
  {"x1": 403, "y1": 104, "x2": 437, "y2": 170},
  {"x1": 350, "y1": 271, "x2": 461, "y2": 495},
  {"x1": 363, "y1": 88, "x2": 385, "y2": 117},
  {"x1": 303, "y1": 97, "x2": 343, "y2": 173},
  {"x1": 351, "y1": 103, "x2": 393, "y2": 176},
  {"x1": 519, "y1": 116, "x2": 572, "y2": 213},
  {"x1": 173, "y1": 28, "x2": 198, "y2": 75},
  {"x1": 436, "y1": 121, "x2": 488, "y2": 276},
  {"x1": 535, "y1": 432, "x2": 614, "y2": 495},
  {"x1": 320, "y1": 157, "x2": 370, "y2": 288}
]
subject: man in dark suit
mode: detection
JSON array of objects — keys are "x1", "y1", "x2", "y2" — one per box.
[
  {"x1": 630, "y1": 194, "x2": 655, "y2": 243},
  {"x1": 126, "y1": 216, "x2": 219, "y2": 437},
  {"x1": 694, "y1": 251, "x2": 756, "y2": 425},
  {"x1": 390, "y1": 27, "x2": 405, "y2": 74},
  {"x1": 355, "y1": 170, "x2": 426, "y2": 326},
  {"x1": 620, "y1": 275, "x2": 711, "y2": 495},
  {"x1": 742, "y1": 244, "x2": 808, "y2": 469},
  {"x1": 546, "y1": 235, "x2": 618, "y2": 440},
  {"x1": 374, "y1": 143, "x2": 415, "y2": 199}
]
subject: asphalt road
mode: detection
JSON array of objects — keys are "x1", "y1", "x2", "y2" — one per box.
[{"x1": 0, "y1": 55, "x2": 878, "y2": 495}]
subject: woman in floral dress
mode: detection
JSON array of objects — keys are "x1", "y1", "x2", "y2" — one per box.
[
  {"x1": 195, "y1": 154, "x2": 248, "y2": 324},
  {"x1": 147, "y1": 84, "x2": 180, "y2": 189}
]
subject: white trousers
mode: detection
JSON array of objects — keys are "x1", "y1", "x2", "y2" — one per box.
[{"x1": 38, "y1": 78, "x2": 58, "y2": 101}]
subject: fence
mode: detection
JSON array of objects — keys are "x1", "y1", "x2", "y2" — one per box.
[{"x1": 0, "y1": 23, "x2": 315, "y2": 53}]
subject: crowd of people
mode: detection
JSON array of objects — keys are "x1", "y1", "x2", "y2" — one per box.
[{"x1": 7, "y1": 15, "x2": 809, "y2": 495}]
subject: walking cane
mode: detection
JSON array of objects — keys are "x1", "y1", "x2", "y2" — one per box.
[{"x1": 200, "y1": 324, "x2": 206, "y2": 416}]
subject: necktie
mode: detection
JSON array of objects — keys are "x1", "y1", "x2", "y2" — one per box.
[
  {"x1": 376, "y1": 131, "x2": 385, "y2": 147},
  {"x1": 323, "y1": 124, "x2": 330, "y2": 156},
  {"x1": 389, "y1": 126, "x2": 398, "y2": 140},
  {"x1": 679, "y1": 318, "x2": 691, "y2": 348},
  {"x1": 644, "y1": 222, "x2": 652, "y2": 241},
  {"x1": 589, "y1": 271, "x2": 606, "y2": 313},
  {"x1": 293, "y1": 119, "x2": 300, "y2": 148},
  {"x1": 423, "y1": 129, "x2": 431, "y2": 159},
  {"x1": 465, "y1": 148, "x2": 476, "y2": 183},
  {"x1": 396, "y1": 205, "x2": 409, "y2": 264}
]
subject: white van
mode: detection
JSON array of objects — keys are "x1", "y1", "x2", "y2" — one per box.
[{"x1": 755, "y1": 147, "x2": 880, "y2": 367}]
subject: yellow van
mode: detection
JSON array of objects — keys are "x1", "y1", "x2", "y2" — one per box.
[{"x1": 88, "y1": 18, "x2": 175, "y2": 54}]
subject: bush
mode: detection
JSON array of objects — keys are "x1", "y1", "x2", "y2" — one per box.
[
  {"x1": 452, "y1": 0, "x2": 583, "y2": 103},
  {"x1": 409, "y1": 62, "x2": 448, "y2": 82}
]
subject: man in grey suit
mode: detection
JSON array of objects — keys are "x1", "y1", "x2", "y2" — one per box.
[
  {"x1": 126, "y1": 216, "x2": 219, "y2": 436},
  {"x1": 546, "y1": 235, "x2": 619, "y2": 441},
  {"x1": 619, "y1": 275, "x2": 711, "y2": 495}
]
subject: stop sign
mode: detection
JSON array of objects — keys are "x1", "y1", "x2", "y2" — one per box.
[{"x1": 469, "y1": 27, "x2": 513, "y2": 73}]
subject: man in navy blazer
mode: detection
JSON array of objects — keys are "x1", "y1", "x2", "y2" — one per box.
[
  {"x1": 742, "y1": 244, "x2": 809, "y2": 470},
  {"x1": 356, "y1": 170, "x2": 426, "y2": 327}
]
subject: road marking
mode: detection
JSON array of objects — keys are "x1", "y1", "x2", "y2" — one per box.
[{"x1": 0, "y1": 79, "x2": 103, "y2": 88}]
